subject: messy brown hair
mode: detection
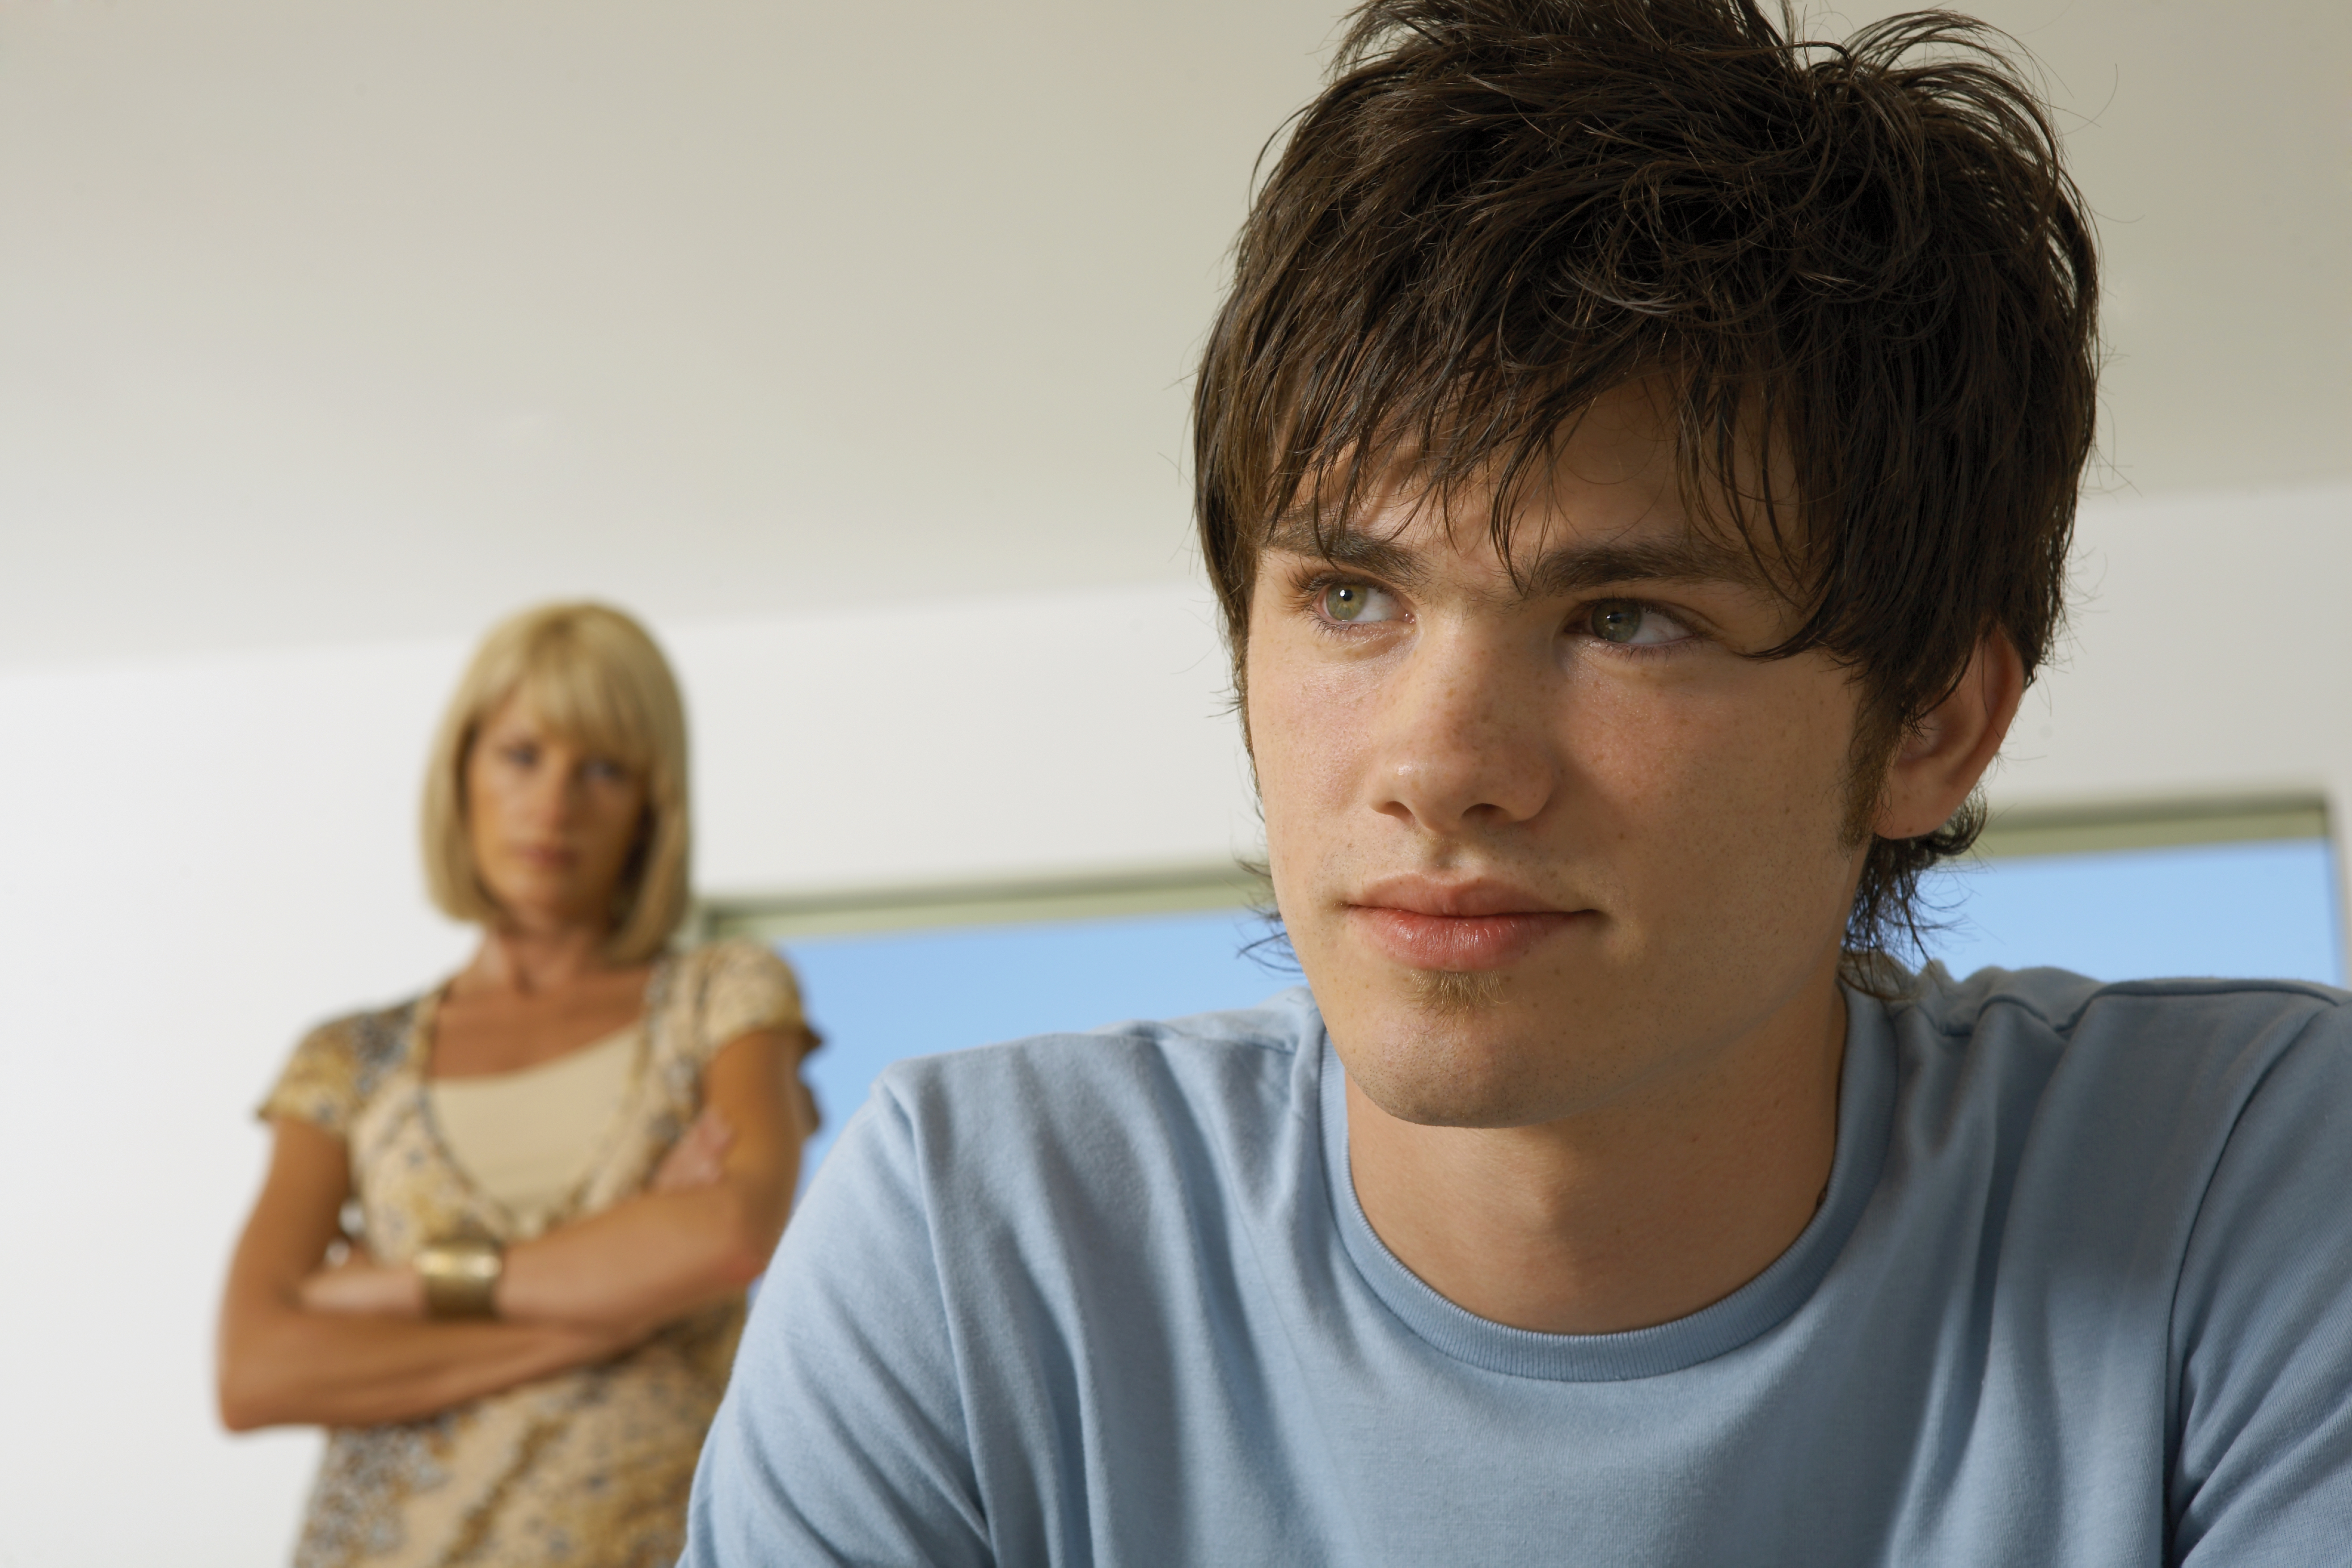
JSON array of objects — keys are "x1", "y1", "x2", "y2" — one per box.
[{"x1": 1193, "y1": 0, "x2": 2098, "y2": 969}]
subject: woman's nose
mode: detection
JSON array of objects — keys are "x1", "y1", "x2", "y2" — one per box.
[
  {"x1": 518, "y1": 764, "x2": 576, "y2": 824},
  {"x1": 1369, "y1": 627, "x2": 1557, "y2": 832}
]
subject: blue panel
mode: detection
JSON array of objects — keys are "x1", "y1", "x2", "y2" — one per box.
[
  {"x1": 782, "y1": 909, "x2": 1294, "y2": 1180},
  {"x1": 1917, "y1": 839, "x2": 2343, "y2": 989}
]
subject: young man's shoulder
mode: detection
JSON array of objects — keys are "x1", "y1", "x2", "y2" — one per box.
[
  {"x1": 861, "y1": 984, "x2": 1325, "y2": 1138},
  {"x1": 1900, "y1": 961, "x2": 2348, "y2": 1039},
  {"x1": 799, "y1": 986, "x2": 1330, "y2": 1243},
  {"x1": 1883, "y1": 964, "x2": 2352, "y2": 1267},
  {"x1": 1891, "y1": 962, "x2": 2350, "y2": 1104}
]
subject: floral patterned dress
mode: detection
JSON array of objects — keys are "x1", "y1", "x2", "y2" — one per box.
[{"x1": 258, "y1": 939, "x2": 806, "y2": 1568}]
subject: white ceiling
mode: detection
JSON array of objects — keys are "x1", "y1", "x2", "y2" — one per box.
[{"x1": 0, "y1": 0, "x2": 2344, "y2": 670}]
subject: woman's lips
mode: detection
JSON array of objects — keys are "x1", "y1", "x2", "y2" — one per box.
[{"x1": 1347, "y1": 906, "x2": 1583, "y2": 971}]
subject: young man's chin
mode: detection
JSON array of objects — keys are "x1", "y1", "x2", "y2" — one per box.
[
  {"x1": 1324, "y1": 967, "x2": 1608, "y2": 1130},
  {"x1": 1405, "y1": 967, "x2": 1510, "y2": 1016}
]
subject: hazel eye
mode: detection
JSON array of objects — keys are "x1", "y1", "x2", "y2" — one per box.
[
  {"x1": 1588, "y1": 601, "x2": 1690, "y2": 647},
  {"x1": 1319, "y1": 582, "x2": 1398, "y2": 625}
]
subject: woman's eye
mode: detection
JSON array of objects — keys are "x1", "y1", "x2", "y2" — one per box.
[
  {"x1": 582, "y1": 758, "x2": 627, "y2": 784},
  {"x1": 1588, "y1": 601, "x2": 1690, "y2": 647},
  {"x1": 502, "y1": 742, "x2": 539, "y2": 767},
  {"x1": 1318, "y1": 581, "x2": 1398, "y2": 625}
]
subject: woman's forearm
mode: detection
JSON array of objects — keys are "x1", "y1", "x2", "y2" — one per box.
[
  {"x1": 219, "y1": 1297, "x2": 634, "y2": 1431},
  {"x1": 221, "y1": 1118, "x2": 629, "y2": 1433},
  {"x1": 293, "y1": 1158, "x2": 791, "y2": 1337},
  {"x1": 494, "y1": 1182, "x2": 781, "y2": 1331},
  {"x1": 300, "y1": 1178, "x2": 785, "y2": 1336},
  {"x1": 494, "y1": 1034, "x2": 805, "y2": 1332},
  {"x1": 307, "y1": 1033, "x2": 806, "y2": 1338}
]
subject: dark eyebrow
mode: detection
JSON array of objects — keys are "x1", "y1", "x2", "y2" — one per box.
[
  {"x1": 1261, "y1": 515, "x2": 1432, "y2": 590},
  {"x1": 1522, "y1": 535, "x2": 1769, "y2": 597},
  {"x1": 1260, "y1": 516, "x2": 1769, "y2": 601}
]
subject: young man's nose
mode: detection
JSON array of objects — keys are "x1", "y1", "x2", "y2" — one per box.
[{"x1": 1369, "y1": 627, "x2": 1557, "y2": 831}]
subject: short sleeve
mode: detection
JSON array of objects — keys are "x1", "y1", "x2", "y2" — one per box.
[
  {"x1": 691, "y1": 939, "x2": 809, "y2": 1064},
  {"x1": 255, "y1": 1017, "x2": 367, "y2": 1138},
  {"x1": 2170, "y1": 999, "x2": 2352, "y2": 1563},
  {"x1": 682, "y1": 1082, "x2": 992, "y2": 1567}
]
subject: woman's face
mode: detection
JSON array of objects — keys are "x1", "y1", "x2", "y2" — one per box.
[{"x1": 464, "y1": 689, "x2": 649, "y2": 935}]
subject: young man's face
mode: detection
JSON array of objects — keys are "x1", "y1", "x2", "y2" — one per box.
[{"x1": 1246, "y1": 382, "x2": 1872, "y2": 1129}]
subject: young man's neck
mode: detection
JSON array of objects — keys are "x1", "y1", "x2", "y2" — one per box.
[{"x1": 1343, "y1": 957, "x2": 1849, "y2": 1336}]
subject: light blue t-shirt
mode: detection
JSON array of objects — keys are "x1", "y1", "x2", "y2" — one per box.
[{"x1": 684, "y1": 969, "x2": 2352, "y2": 1565}]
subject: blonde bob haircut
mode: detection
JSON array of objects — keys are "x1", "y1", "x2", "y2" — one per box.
[{"x1": 422, "y1": 602, "x2": 691, "y2": 964}]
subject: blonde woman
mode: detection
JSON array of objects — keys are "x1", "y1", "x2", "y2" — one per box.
[{"x1": 218, "y1": 603, "x2": 816, "y2": 1568}]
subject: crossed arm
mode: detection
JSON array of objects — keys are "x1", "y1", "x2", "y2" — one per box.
[{"x1": 216, "y1": 1028, "x2": 807, "y2": 1432}]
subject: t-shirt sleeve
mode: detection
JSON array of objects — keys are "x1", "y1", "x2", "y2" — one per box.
[
  {"x1": 2169, "y1": 998, "x2": 2352, "y2": 1565},
  {"x1": 693, "y1": 939, "x2": 810, "y2": 1064},
  {"x1": 680, "y1": 1079, "x2": 995, "y2": 1568},
  {"x1": 254, "y1": 1017, "x2": 366, "y2": 1138}
]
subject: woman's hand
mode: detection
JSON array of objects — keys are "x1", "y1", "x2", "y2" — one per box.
[
  {"x1": 298, "y1": 1248, "x2": 425, "y2": 1318},
  {"x1": 650, "y1": 1106, "x2": 735, "y2": 1194}
]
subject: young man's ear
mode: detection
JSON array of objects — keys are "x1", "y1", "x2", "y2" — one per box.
[{"x1": 1872, "y1": 633, "x2": 2027, "y2": 842}]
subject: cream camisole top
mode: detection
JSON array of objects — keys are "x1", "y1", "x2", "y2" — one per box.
[{"x1": 427, "y1": 1024, "x2": 639, "y2": 1233}]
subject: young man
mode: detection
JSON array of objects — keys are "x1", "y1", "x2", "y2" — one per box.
[{"x1": 687, "y1": 3, "x2": 2352, "y2": 1562}]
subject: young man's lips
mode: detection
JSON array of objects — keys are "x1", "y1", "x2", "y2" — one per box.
[{"x1": 1347, "y1": 906, "x2": 1585, "y2": 971}]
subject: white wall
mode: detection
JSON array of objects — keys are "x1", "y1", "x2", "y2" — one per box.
[
  {"x1": 2014, "y1": 485, "x2": 2352, "y2": 819},
  {"x1": 1, "y1": 0, "x2": 2346, "y2": 1561}
]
